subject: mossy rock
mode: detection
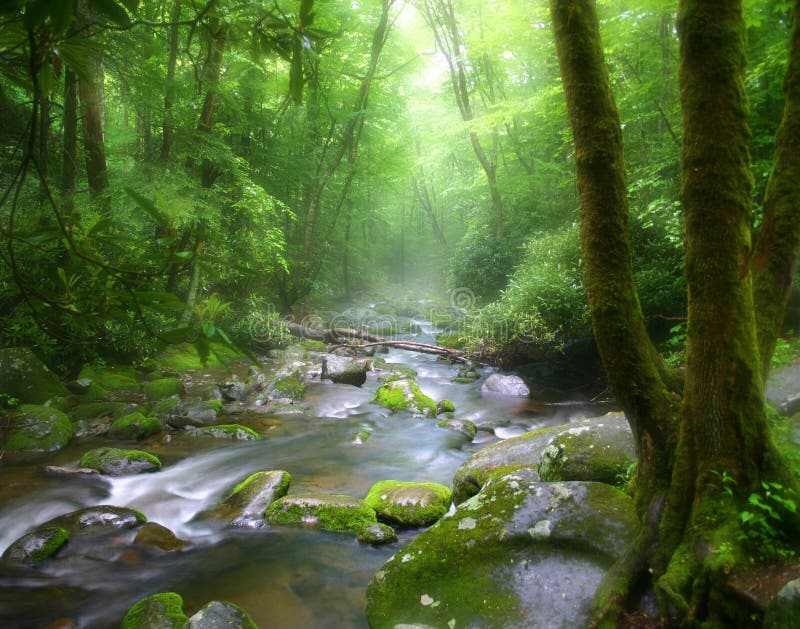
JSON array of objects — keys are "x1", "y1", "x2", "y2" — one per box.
[
  {"x1": 437, "y1": 418, "x2": 478, "y2": 440},
  {"x1": 70, "y1": 401, "x2": 128, "y2": 421},
  {"x1": 452, "y1": 413, "x2": 635, "y2": 505},
  {"x1": 2, "y1": 404, "x2": 73, "y2": 452},
  {"x1": 205, "y1": 470, "x2": 291, "y2": 527},
  {"x1": 0, "y1": 347, "x2": 69, "y2": 404},
  {"x1": 121, "y1": 592, "x2": 188, "y2": 629},
  {"x1": 301, "y1": 339, "x2": 328, "y2": 352},
  {"x1": 144, "y1": 378, "x2": 185, "y2": 400},
  {"x1": 436, "y1": 399, "x2": 455, "y2": 415},
  {"x1": 108, "y1": 412, "x2": 162, "y2": 440},
  {"x1": 356, "y1": 522, "x2": 399, "y2": 545},
  {"x1": 45, "y1": 505, "x2": 147, "y2": 533},
  {"x1": 144, "y1": 341, "x2": 244, "y2": 374},
  {"x1": 77, "y1": 364, "x2": 141, "y2": 401},
  {"x1": 133, "y1": 522, "x2": 191, "y2": 552},
  {"x1": 373, "y1": 378, "x2": 437, "y2": 417},
  {"x1": 80, "y1": 447, "x2": 162, "y2": 475},
  {"x1": 1, "y1": 526, "x2": 69, "y2": 563},
  {"x1": 365, "y1": 470, "x2": 637, "y2": 629},
  {"x1": 270, "y1": 372, "x2": 306, "y2": 401},
  {"x1": 184, "y1": 600, "x2": 258, "y2": 629},
  {"x1": 364, "y1": 481, "x2": 452, "y2": 528},
  {"x1": 265, "y1": 494, "x2": 379, "y2": 536},
  {"x1": 189, "y1": 424, "x2": 261, "y2": 441}
]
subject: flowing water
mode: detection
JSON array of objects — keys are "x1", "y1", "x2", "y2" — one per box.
[{"x1": 0, "y1": 327, "x2": 599, "y2": 628}]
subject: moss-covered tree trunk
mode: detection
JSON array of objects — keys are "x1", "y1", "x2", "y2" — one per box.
[{"x1": 550, "y1": 0, "x2": 800, "y2": 624}]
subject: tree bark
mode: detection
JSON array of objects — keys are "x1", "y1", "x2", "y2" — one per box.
[
  {"x1": 78, "y1": 49, "x2": 108, "y2": 194},
  {"x1": 61, "y1": 67, "x2": 78, "y2": 200},
  {"x1": 159, "y1": 1, "x2": 182, "y2": 164},
  {"x1": 196, "y1": 18, "x2": 227, "y2": 188}
]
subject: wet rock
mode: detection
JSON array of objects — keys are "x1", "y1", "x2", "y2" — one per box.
[
  {"x1": 2, "y1": 526, "x2": 69, "y2": 563},
  {"x1": 365, "y1": 470, "x2": 637, "y2": 629},
  {"x1": 43, "y1": 465, "x2": 103, "y2": 479},
  {"x1": 764, "y1": 578, "x2": 800, "y2": 628},
  {"x1": 437, "y1": 418, "x2": 477, "y2": 440},
  {"x1": 121, "y1": 592, "x2": 188, "y2": 629},
  {"x1": 452, "y1": 412, "x2": 635, "y2": 505},
  {"x1": 45, "y1": 505, "x2": 147, "y2": 533},
  {"x1": 480, "y1": 373, "x2": 530, "y2": 398},
  {"x1": 2, "y1": 404, "x2": 73, "y2": 452},
  {"x1": 205, "y1": 470, "x2": 291, "y2": 527},
  {"x1": 364, "y1": 481, "x2": 452, "y2": 528},
  {"x1": 220, "y1": 380, "x2": 247, "y2": 402},
  {"x1": 321, "y1": 355, "x2": 368, "y2": 387},
  {"x1": 70, "y1": 401, "x2": 128, "y2": 421},
  {"x1": 184, "y1": 600, "x2": 258, "y2": 629},
  {"x1": 80, "y1": 447, "x2": 162, "y2": 475},
  {"x1": 143, "y1": 378, "x2": 185, "y2": 401},
  {"x1": 269, "y1": 371, "x2": 306, "y2": 402},
  {"x1": 187, "y1": 424, "x2": 260, "y2": 441},
  {"x1": 108, "y1": 412, "x2": 162, "y2": 440},
  {"x1": 133, "y1": 522, "x2": 190, "y2": 552},
  {"x1": 356, "y1": 522, "x2": 399, "y2": 545},
  {"x1": 0, "y1": 347, "x2": 69, "y2": 404},
  {"x1": 373, "y1": 378, "x2": 437, "y2": 417},
  {"x1": 265, "y1": 494, "x2": 379, "y2": 537},
  {"x1": 436, "y1": 399, "x2": 455, "y2": 415},
  {"x1": 169, "y1": 400, "x2": 222, "y2": 427}
]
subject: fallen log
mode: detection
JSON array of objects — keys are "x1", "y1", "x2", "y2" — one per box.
[
  {"x1": 285, "y1": 322, "x2": 387, "y2": 344},
  {"x1": 329, "y1": 340, "x2": 492, "y2": 366}
]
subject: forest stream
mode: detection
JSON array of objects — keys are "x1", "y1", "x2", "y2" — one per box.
[{"x1": 0, "y1": 316, "x2": 600, "y2": 628}]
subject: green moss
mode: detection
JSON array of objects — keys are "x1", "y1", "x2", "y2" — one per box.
[
  {"x1": 301, "y1": 339, "x2": 328, "y2": 352},
  {"x1": 121, "y1": 592, "x2": 188, "y2": 629},
  {"x1": 228, "y1": 470, "x2": 291, "y2": 502},
  {"x1": 4, "y1": 526, "x2": 70, "y2": 562},
  {"x1": 452, "y1": 376, "x2": 478, "y2": 384},
  {"x1": 437, "y1": 399, "x2": 455, "y2": 414},
  {"x1": 78, "y1": 365, "x2": 140, "y2": 392},
  {"x1": 144, "y1": 378, "x2": 184, "y2": 400},
  {"x1": 436, "y1": 333, "x2": 464, "y2": 349},
  {"x1": 356, "y1": 522, "x2": 399, "y2": 545},
  {"x1": 373, "y1": 379, "x2": 437, "y2": 416},
  {"x1": 265, "y1": 494, "x2": 378, "y2": 534},
  {"x1": 145, "y1": 342, "x2": 244, "y2": 373},
  {"x1": 109, "y1": 412, "x2": 162, "y2": 440},
  {"x1": 80, "y1": 447, "x2": 162, "y2": 475},
  {"x1": 70, "y1": 401, "x2": 128, "y2": 421},
  {"x1": 29, "y1": 527, "x2": 69, "y2": 561},
  {"x1": 272, "y1": 373, "x2": 306, "y2": 400},
  {"x1": 3, "y1": 404, "x2": 73, "y2": 452},
  {"x1": 192, "y1": 424, "x2": 261, "y2": 441},
  {"x1": 364, "y1": 480, "x2": 453, "y2": 528}
]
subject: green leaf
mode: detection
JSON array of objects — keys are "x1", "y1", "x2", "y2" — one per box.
[
  {"x1": 124, "y1": 187, "x2": 166, "y2": 225},
  {"x1": 161, "y1": 327, "x2": 191, "y2": 343},
  {"x1": 89, "y1": 0, "x2": 131, "y2": 27},
  {"x1": 202, "y1": 322, "x2": 216, "y2": 338},
  {"x1": 23, "y1": 0, "x2": 49, "y2": 28}
]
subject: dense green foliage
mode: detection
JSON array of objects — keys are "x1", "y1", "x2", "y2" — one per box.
[{"x1": 0, "y1": 0, "x2": 793, "y2": 370}]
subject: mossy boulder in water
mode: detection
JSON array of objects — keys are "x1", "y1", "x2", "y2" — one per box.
[
  {"x1": 0, "y1": 347, "x2": 69, "y2": 404},
  {"x1": 373, "y1": 378, "x2": 437, "y2": 416},
  {"x1": 206, "y1": 470, "x2": 291, "y2": 527},
  {"x1": 2, "y1": 526, "x2": 69, "y2": 563},
  {"x1": 356, "y1": 522, "x2": 399, "y2": 545},
  {"x1": 185, "y1": 600, "x2": 258, "y2": 629},
  {"x1": 108, "y1": 412, "x2": 162, "y2": 440},
  {"x1": 480, "y1": 373, "x2": 530, "y2": 397},
  {"x1": 80, "y1": 447, "x2": 162, "y2": 475},
  {"x1": 269, "y1": 371, "x2": 306, "y2": 401},
  {"x1": 77, "y1": 364, "x2": 141, "y2": 402},
  {"x1": 144, "y1": 377, "x2": 185, "y2": 400},
  {"x1": 133, "y1": 522, "x2": 191, "y2": 552},
  {"x1": 188, "y1": 424, "x2": 260, "y2": 441},
  {"x1": 437, "y1": 418, "x2": 477, "y2": 440},
  {"x1": 44, "y1": 504, "x2": 147, "y2": 533},
  {"x1": 452, "y1": 412, "x2": 635, "y2": 505},
  {"x1": 364, "y1": 481, "x2": 452, "y2": 528},
  {"x1": 121, "y1": 592, "x2": 188, "y2": 629},
  {"x1": 2, "y1": 404, "x2": 73, "y2": 452},
  {"x1": 321, "y1": 354, "x2": 368, "y2": 386},
  {"x1": 365, "y1": 470, "x2": 637, "y2": 629},
  {"x1": 265, "y1": 493, "x2": 381, "y2": 539}
]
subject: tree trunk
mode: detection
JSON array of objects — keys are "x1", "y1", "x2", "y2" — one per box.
[
  {"x1": 159, "y1": 1, "x2": 182, "y2": 164},
  {"x1": 550, "y1": 0, "x2": 799, "y2": 624},
  {"x1": 61, "y1": 67, "x2": 78, "y2": 201},
  {"x1": 196, "y1": 19, "x2": 227, "y2": 188},
  {"x1": 78, "y1": 51, "x2": 108, "y2": 194}
]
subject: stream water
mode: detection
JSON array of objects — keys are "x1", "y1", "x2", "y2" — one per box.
[{"x1": 0, "y1": 326, "x2": 598, "y2": 628}]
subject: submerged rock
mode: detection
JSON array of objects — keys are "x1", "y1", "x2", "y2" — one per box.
[
  {"x1": 480, "y1": 373, "x2": 530, "y2": 397},
  {"x1": 2, "y1": 526, "x2": 69, "y2": 563},
  {"x1": 205, "y1": 470, "x2": 291, "y2": 528},
  {"x1": 373, "y1": 378, "x2": 437, "y2": 417},
  {"x1": 437, "y1": 418, "x2": 478, "y2": 440},
  {"x1": 79, "y1": 447, "x2": 162, "y2": 475},
  {"x1": 188, "y1": 424, "x2": 260, "y2": 441},
  {"x1": 452, "y1": 412, "x2": 635, "y2": 505},
  {"x1": 365, "y1": 470, "x2": 637, "y2": 629},
  {"x1": 364, "y1": 481, "x2": 452, "y2": 528},
  {"x1": 321, "y1": 354, "x2": 368, "y2": 386},
  {"x1": 0, "y1": 347, "x2": 69, "y2": 404},
  {"x1": 121, "y1": 592, "x2": 188, "y2": 629},
  {"x1": 133, "y1": 522, "x2": 190, "y2": 552},
  {"x1": 184, "y1": 600, "x2": 258, "y2": 629},
  {"x1": 1, "y1": 404, "x2": 73, "y2": 452},
  {"x1": 46, "y1": 505, "x2": 147, "y2": 532}
]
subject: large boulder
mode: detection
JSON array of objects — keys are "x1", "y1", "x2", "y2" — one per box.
[
  {"x1": 80, "y1": 447, "x2": 162, "y2": 475},
  {"x1": 373, "y1": 378, "x2": 437, "y2": 417},
  {"x1": 2, "y1": 404, "x2": 73, "y2": 452},
  {"x1": 452, "y1": 412, "x2": 635, "y2": 505},
  {"x1": 108, "y1": 412, "x2": 162, "y2": 440},
  {"x1": 0, "y1": 347, "x2": 69, "y2": 404},
  {"x1": 77, "y1": 365, "x2": 141, "y2": 402},
  {"x1": 188, "y1": 424, "x2": 260, "y2": 441},
  {"x1": 365, "y1": 470, "x2": 637, "y2": 629},
  {"x1": 364, "y1": 480, "x2": 452, "y2": 528},
  {"x1": 184, "y1": 601, "x2": 258, "y2": 629},
  {"x1": 121, "y1": 592, "x2": 188, "y2": 629},
  {"x1": 2, "y1": 526, "x2": 69, "y2": 563},
  {"x1": 45, "y1": 505, "x2": 147, "y2": 532},
  {"x1": 321, "y1": 354, "x2": 368, "y2": 387},
  {"x1": 764, "y1": 578, "x2": 800, "y2": 628},
  {"x1": 205, "y1": 470, "x2": 291, "y2": 527},
  {"x1": 481, "y1": 373, "x2": 530, "y2": 397}
]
